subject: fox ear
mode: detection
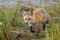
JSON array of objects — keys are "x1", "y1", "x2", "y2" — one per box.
[{"x1": 30, "y1": 10, "x2": 33, "y2": 16}]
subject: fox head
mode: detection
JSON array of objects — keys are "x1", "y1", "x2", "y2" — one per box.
[{"x1": 22, "y1": 10, "x2": 33, "y2": 25}]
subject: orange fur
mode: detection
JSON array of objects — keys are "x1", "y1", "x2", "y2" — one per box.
[
  {"x1": 23, "y1": 8, "x2": 50, "y2": 25},
  {"x1": 33, "y1": 10, "x2": 46, "y2": 24}
]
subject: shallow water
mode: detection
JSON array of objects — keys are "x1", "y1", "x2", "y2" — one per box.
[{"x1": 0, "y1": 0, "x2": 59, "y2": 8}]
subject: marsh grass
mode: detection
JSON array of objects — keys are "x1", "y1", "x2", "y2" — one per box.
[{"x1": 0, "y1": 5, "x2": 59, "y2": 40}]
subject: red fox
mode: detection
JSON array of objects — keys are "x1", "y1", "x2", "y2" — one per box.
[{"x1": 22, "y1": 8, "x2": 50, "y2": 37}]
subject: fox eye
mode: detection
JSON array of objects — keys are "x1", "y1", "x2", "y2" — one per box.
[{"x1": 28, "y1": 18, "x2": 31, "y2": 20}]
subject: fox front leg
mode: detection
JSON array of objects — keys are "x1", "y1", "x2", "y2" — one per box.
[{"x1": 29, "y1": 26, "x2": 35, "y2": 33}]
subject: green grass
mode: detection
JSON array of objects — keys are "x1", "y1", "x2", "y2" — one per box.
[{"x1": 0, "y1": 5, "x2": 60, "y2": 40}]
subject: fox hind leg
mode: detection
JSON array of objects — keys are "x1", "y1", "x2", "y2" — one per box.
[{"x1": 43, "y1": 22, "x2": 46, "y2": 31}]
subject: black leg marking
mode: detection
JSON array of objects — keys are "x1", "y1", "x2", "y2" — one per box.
[
  {"x1": 30, "y1": 26, "x2": 35, "y2": 33},
  {"x1": 43, "y1": 22, "x2": 46, "y2": 31},
  {"x1": 46, "y1": 21, "x2": 49, "y2": 24}
]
